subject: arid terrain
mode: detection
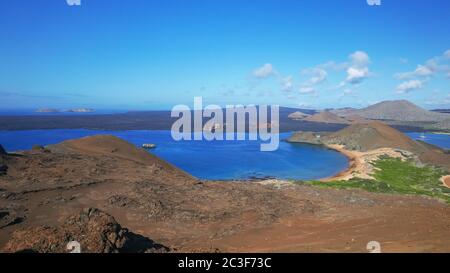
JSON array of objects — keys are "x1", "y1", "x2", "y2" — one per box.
[
  {"x1": 288, "y1": 121, "x2": 450, "y2": 170},
  {"x1": 1, "y1": 131, "x2": 450, "y2": 253}
]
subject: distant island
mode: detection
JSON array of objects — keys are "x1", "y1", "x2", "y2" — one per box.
[
  {"x1": 35, "y1": 108, "x2": 95, "y2": 113},
  {"x1": 2, "y1": 100, "x2": 447, "y2": 133},
  {"x1": 66, "y1": 108, "x2": 95, "y2": 113},
  {"x1": 35, "y1": 108, "x2": 60, "y2": 113},
  {"x1": 287, "y1": 100, "x2": 450, "y2": 132}
]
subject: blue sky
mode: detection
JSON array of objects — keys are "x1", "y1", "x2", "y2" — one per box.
[{"x1": 0, "y1": 0, "x2": 449, "y2": 110}]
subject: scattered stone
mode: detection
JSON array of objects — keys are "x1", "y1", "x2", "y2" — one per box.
[
  {"x1": 0, "y1": 164, "x2": 7, "y2": 175},
  {"x1": 2, "y1": 208, "x2": 169, "y2": 253},
  {"x1": 108, "y1": 195, "x2": 139, "y2": 208},
  {"x1": 0, "y1": 210, "x2": 25, "y2": 229}
]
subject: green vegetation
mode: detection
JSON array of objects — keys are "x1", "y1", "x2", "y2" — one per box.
[{"x1": 309, "y1": 156, "x2": 450, "y2": 203}]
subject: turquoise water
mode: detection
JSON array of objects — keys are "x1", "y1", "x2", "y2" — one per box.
[{"x1": 0, "y1": 129, "x2": 349, "y2": 181}]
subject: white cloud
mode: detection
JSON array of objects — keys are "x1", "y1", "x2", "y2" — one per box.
[
  {"x1": 349, "y1": 51, "x2": 370, "y2": 67},
  {"x1": 337, "y1": 87, "x2": 358, "y2": 99},
  {"x1": 396, "y1": 80, "x2": 424, "y2": 94},
  {"x1": 343, "y1": 51, "x2": 371, "y2": 85},
  {"x1": 253, "y1": 63, "x2": 275, "y2": 78},
  {"x1": 395, "y1": 50, "x2": 450, "y2": 82},
  {"x1": 299, "y1": 86, "x2": 315, "y2": 94},
  {"x1": 281, "y1": 75, "x2": 293, "y2": 92},
  {"x1": 317, "y1": 61, "x2": 348, "y2": 71},
  {"x1": 414, "y1": 65, "x2": 434, "y2": 76},
  {"x1": 302, "y1": 67, "x2": 328, "y2": 85},
  {"x1": 445, "y1": 49, "x2": 450, "y2": 59},
  {"x1": 295, "y1": 67, "x2": 328, "y2": 95},
  {"x1": 395, "y1": 64, "x2": 434, "y2": 79},
  {"x1": 346, "y1": 67, "x2": 369, "y2": 84}
]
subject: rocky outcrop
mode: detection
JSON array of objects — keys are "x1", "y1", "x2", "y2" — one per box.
[
  {"x1": 0, "y1": 209, "x2": 24, "y2": 229},
  {"x1": 287, "y1": 132, "x2": 329, "y2": 145},
  {"x1": 0, "y1": 145, "x2": 7, "y2": 176},
  {"x1": 0, "y1": 145, "x2": 6, "y2": 156},
  {"x1": 2, "y1": 208, "x2": 169, "y2": 253}
]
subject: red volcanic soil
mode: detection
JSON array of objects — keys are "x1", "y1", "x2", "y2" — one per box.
[{"x1": 1, "y1": 135, "x2": 450, "y2": 253}]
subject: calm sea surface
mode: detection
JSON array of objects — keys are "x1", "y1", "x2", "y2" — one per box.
[
  {"x1": 406, "y1": 132, "x2": 450, "y2": 149},
  {"x1": 0, "y1": 129, "x2": 351, "y2": 180}
]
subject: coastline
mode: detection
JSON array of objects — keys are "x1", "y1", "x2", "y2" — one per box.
[
  {"x1": 320, "y1": 144, "x2": 360, "y2": 182},
  {"x1": 319, "y1": 144, "x2": 412, "y2": 182},
  {"x1": 431, "y1": 132, "x2": 450, "y2": 136}
]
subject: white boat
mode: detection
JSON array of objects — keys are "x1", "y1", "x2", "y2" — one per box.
[{"x1": 142, "y1": 144, "x2": 156, "y2": 149}]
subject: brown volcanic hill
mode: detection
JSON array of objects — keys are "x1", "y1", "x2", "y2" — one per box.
[
  {"x1": 345, "y1": 100, "x2": 450, "y2": 122},
  {"x1": 326, "y1": 121, "x2": 426, "y2": 153},
  {"x1": 302, "y1": 111, "x2": 350, "y2": 124},
  {"x1": 288, "y1": 121, "x2": 450, "y2": 170},
  {"x1": 47, "y1": 135, "x2": 190, "y2": 178}
]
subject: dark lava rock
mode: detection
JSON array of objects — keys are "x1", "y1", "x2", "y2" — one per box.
[
  {"x1": 0, "y1": 210, "x2": 24, "y2": 229},
  {"x1": 2, "y1": 208, "x2": 169, "y2": 253},
  {"x1": 0, "y1": 144, "x2": 6, "y2": 156},
  {"x1": 0, "y1": 164, "x2": 7, "y2": 176}
]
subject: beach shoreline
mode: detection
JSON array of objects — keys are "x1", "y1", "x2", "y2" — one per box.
[
  {"x1": 319, "y1": 145, "x2": 413, "y2": 182},
  {"x1": 320, "y1": 145, "x2": 360, "y2": 182}
]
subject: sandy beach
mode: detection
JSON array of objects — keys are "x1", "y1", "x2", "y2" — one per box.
[{"x1": 321, "y1": 145, "x2": 413, "y2": 182}]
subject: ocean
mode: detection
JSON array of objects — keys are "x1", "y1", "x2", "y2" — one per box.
[
  {"x1": 0, "y1": 129, "x2": 349, "y2": 181},
  {"x1": 2, "y1": 130, "x2": 448, "y2": 181},
  {"x1": 406, "y1": 132, "x2": 450, "y2": 149}
]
